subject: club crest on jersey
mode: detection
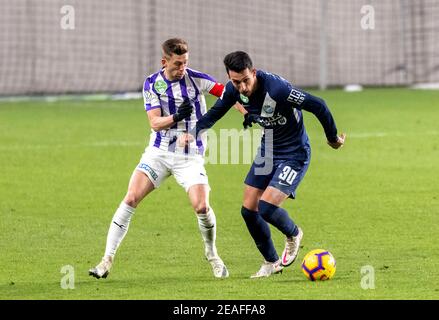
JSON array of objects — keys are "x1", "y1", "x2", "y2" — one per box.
[
  {"x1": 240, "y1": 94, "x2": 249, "y2": 103},
  {"x1": 154, "y1": 80, "x2": 167, "y2": 94},
  {"x1": 263, "y1": 104, "x2": 274, "y2": 114},
  {"x1": 261, "y1": 92, "x2": 276, "y2": 117}
]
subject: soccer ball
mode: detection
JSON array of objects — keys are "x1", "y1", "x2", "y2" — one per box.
[{"x1": 301, "y1": 249, "x2": 336, "y2": 281}]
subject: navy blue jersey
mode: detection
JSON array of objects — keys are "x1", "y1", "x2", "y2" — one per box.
[{"x1": 196, "y1": 70, "x2": 338, "y2": 159}]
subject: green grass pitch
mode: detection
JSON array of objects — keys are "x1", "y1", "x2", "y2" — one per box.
[{"x1": 0, "y1": 88, "x2": 438, "y2": 299}]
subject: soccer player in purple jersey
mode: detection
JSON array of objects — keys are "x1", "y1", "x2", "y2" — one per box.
[
  {"x1": 89, "y1": 38, "x2": 229, "y2": 279},
  {"x1": 195, "y1": 51, "x2": 346, "y2": 278}
]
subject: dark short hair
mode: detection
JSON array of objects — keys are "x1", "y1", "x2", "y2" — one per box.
[
  {"x1": 223, "y1": 51, "x2": 253, "y2": 73},
  {"x1": 162, "y1": 38, "x2": 188, "y2": 57}
]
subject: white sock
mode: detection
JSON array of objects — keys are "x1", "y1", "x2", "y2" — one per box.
[
  {"x1": 196, "y1": 207, "x2": 218, "y2": 260},
  {"x1": 104, "y1": 201, "x2": 135, "y2": 258}
]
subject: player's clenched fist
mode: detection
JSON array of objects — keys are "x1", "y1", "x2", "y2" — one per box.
[
  {"x1": 173, "y1": 98, "x2": 193, "y2": 122},
  {"x1": 327, "y1": 133, "x2": 346, "y2": 149}
]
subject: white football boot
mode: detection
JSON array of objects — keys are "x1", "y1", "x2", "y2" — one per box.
[
  {"x1": 208, "y1": 256, "x2": 229, "y2": 279},
  {"x1": 281, "y1": 227, "x2": 303, "y2": 267},
  {"x1": 89, "y1": 256, "x2": 113, "y2": 279},
  {"x1": 250, "y1": 259, "x2": 284, "y2": 278}
]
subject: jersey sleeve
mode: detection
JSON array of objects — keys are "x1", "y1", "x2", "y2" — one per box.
[
  {"x1": 196, "y1": 82, "x2": 238, "y2": 134},
  {"x1": 143, "y1": 78, "x2": 161, "y2": 112},
  {"x1": 270, "y1": 76, "x2": 338, "y2": 142},
  {"x1": 300, "y1": 93, "x2": 338, "y2": 142},
  {"x1": 187, "y1": 69, "x2": 225, "y2": 97}
]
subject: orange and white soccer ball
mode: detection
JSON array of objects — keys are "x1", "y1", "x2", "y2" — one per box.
[{"x1": 301, "y1": 249, "x2": 336, "y2": 281}]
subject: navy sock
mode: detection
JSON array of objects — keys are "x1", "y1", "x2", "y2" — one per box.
[
  {"x1": 258, "y1": 200, "x2": 298, "y2": 238},
  {"x1": 241, "y1": 206, "x2": 279, "y2": 262}
]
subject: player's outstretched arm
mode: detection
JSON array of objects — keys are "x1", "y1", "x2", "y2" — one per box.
[{"x1": 196, "y1": 100, "x2": 233, "y2": 135}]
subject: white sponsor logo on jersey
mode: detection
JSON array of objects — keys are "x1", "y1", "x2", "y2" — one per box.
[
  {"x1": 287, "y1": 88, "x2": 306, "y2": 105},
  {"x1": 144, "y1": 91, "x2": 153, "y2": 103}
]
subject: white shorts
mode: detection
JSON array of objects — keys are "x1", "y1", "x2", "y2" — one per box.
[{"x1": 135, "y1": 146, "x2": 209, "y2": 192}]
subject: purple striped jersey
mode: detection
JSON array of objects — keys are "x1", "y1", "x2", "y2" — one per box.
[{"x1": 143, "y1": 68, "x2": 223, "y2": 155}]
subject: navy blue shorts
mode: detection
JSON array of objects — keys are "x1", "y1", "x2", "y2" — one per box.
[{"x1": 244, "y1": 152, "x2": 310, "y2": 199}]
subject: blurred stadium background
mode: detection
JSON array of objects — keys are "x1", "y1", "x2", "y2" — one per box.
[{"x1": 1, "y1": 0, "x2": 439, "y2": 96}]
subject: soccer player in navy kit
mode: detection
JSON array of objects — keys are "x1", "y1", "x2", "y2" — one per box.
[{"x1": 195, "y1": 51, "x2": 346, "y2": 277}]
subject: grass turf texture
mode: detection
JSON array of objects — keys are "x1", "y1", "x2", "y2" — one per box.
[{"x1": 0, "y1": 88, "x2": 438, "y2": 299}]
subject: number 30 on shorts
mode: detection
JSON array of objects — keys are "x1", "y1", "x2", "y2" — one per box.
[{"x1": 278, "y1": 166, "x2": 297, "y2": 185}]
